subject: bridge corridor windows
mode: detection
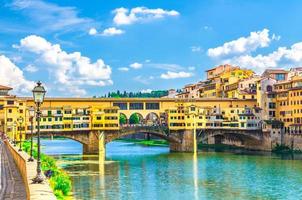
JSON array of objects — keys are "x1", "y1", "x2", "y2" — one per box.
[
  {"x1": 113, "y1": 103, "x2": 128, "y2": 110},
  {"x1": 130, "y1": 103, "x2": 143, "y2": 110},
  {"x1": 146, "y1": 103, "x2": 159, "y2": 110}
]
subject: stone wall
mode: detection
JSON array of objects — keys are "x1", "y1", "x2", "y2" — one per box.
[{"x1": 5, "y1": 141, "x2": 56, "y2": 200}]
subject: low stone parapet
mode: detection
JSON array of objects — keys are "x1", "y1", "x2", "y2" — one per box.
[{"x1": 4, "y1": 140, "x2": 56, "y2": 200}]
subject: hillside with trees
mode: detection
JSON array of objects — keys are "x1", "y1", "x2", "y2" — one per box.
[{"x1": 100, "y1": 90, "x2": 169, "y2": 98}]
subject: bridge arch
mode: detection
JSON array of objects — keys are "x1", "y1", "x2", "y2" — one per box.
[
  {"x1": 129, "y1": 113, "x2": 144, "y2": 124},
  {"x1": 145, "y1": 112, "x2": 160, "y2": 125},
  {"x1": 200, "y1": 129, "x2": 264, "y2": 149},
  {"x1": 119, "y1": 113, "x2": 128, "y2": 125},
  {"x1": 105, "y1": 127, "x2": 181, "y2": 144}
]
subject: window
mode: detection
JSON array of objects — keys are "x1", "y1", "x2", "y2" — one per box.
[
  {"x1": 268, "y1": 103, "x2": 276, "y2": 109},
  {"x1": 146, "y1": 103, "x2": 159, "y2": 110},
  {"x1": 130, "y1": 103, "x2": 143, "y2": 110},
  {"x1": 8, "y1": 109, "x2": 12, "y2": 113},
  {"x1": 113, "y1": 103, "x2": 128, "y2": 110},
  {"x1": 275, "y1": 74, "x2": 285, "y2": 81},
  {"x1": 266, "y1": 85, "x2": 273, "y2": 92},
  {"x1": 7, "y1": 100, "x2": 14, "y2": 105},
  {"x1": 96, "y1": 116, "x2": 102, "y2": 120},
  {"x1": 64, "y1": 110, "x2": 72, "y2": 114}
]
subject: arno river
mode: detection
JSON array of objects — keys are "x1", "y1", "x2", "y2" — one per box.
[{"x1": 41, "y1": 139, "x2": 302, "y2": 200}]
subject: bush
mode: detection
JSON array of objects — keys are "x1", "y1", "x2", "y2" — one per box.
[{"x1": 22, "y1": 140, "x2": 72, "y2": 199}]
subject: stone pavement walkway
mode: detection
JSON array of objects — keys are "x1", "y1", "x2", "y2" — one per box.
[{"x1": 0, "y1": 140, "x2": 26, "y2": 200}]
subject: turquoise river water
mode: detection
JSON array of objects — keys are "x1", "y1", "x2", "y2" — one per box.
[{"x1": 41, "y1": 139, "x2": 302, "y2": 200}]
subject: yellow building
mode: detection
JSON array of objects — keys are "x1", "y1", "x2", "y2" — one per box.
[{"x1": 275, "y1": 76, "x2": 302, "y2": 133}]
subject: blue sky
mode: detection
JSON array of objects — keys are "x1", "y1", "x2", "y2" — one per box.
[{"x1": 1, "y1": 0, "x2": 302, "y2": 97}]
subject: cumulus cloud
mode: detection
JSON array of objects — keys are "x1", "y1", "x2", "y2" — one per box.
[
  {"x1": 113, "y1": 7, "x2": 179, "y2": 25},
  {"x1": 130, "y1": 62, "x2": 143, "y2": 69},
  {"x1": 0, "y1": 55, "x2": 34, "y2": 94},
  {"x1": 88, "y1": 27, "x2": 124, "y2": 36},
  {"x1": 208, "y1": 29, "x2": 272, "y2": 58},
  {"x1": 16, "y1": 35, "x2": 112, "y2": 96},
  {"x1": 88, "y1": 28, "x2": 97, "y2": 35},
  {"x1": 24, "y1": 64, "x2": 38, "y2": 73},
  {"x1": 160, "y1": 71, "x2": 193, "y2": 79},
  {"x1": 224, "y1": 42, "x2": 302, "y2": 73},
  {"x1": 118, "y1": 67, "x2": 129, "y2": 71},
  {"x1": 205, "y1": 28, "x2": 300, "y2": 73},
  {"x1": 102, "y1": 27, "x2": 124, "y2": 36}
]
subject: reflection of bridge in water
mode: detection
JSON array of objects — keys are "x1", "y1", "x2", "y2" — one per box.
[{"x1": 26, "y1": 124, "x2": 270, "y2": 157}]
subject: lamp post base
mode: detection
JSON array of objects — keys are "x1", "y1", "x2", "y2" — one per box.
[
  {"x1": 32, "y1": 174, "x2": 44, "y2": 184},
  {"x1": 18, "y1": 148, "x2": 22, "y2": 152},
  {"x1": 28, "y1": 157, "x2": 34, "y2": 162}
]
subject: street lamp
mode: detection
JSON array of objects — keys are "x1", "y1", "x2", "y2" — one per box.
[
  {"x1": 32, "y1": 81, "x2": 46, "y2": 184},
  {"x1": 18, "y1": 116, "x2": 24, "y2": 151},
  {"x1": 28, "y1": 107, "x2": 35, "y2": 162},
  {"x1": 13, "y1": 121, "x2": 17, "y2": 146}
]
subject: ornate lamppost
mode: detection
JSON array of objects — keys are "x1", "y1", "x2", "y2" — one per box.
[
  {"x1": 32, "y1": 81, "x2": 46, "y2": 183},
  {"x1": 18, "y1": 116, "x2": 24, "y2": 151},
  {"x1": 28, "y1": 107, "x2": 35, "y2": 162}
]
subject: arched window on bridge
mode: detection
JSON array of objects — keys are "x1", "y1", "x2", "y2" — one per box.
[
  {"x1": 145, "y1": 112, "x2": 159, "y2": 126},
  {"x1": 129, "y1": 113, "x2": 144, "y2": 125}
]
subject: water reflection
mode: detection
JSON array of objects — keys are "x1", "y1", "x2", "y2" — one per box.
[
  {"x1": 42, "y1": 139, "x2": 302, "y2": 200},
  {"x1": 193, "y1": 154, "x2": 198, "y2": 200}
]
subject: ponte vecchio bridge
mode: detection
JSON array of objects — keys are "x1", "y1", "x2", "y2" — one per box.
[{"x1": 2, "y1": 97, "x2": 271, "y2": 155}]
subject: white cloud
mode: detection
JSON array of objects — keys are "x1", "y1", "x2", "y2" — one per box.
[
  {"x1": 160, "y1": 71, "x2": 193, "y2": 79},
  {"x1": 113, "y1": 7, "x2": 179, "y2": 25},
  {"x1": 130, "y1": 62, "x2": 143, "y2": 69},
  {"x1": 272, "y1": 34, "x2": 281, "y2": 41},
  {"x1": 102, "y1": 27, "x2": 124, "y2": 36},
  {"x1": 17, "y1": 35, "x2": 112, "y2": 96},
  {"x1": 0, "y1": 55, "x2": 34, "y2": 94},
  {"x1": 222, "y1": 41, "x2": 302, "y2": 73},
  {"x1": 88, "y1": 27, "x2": 124, "y2": 36},
  {"x1": 191, "y1": 46, "x2": 201, "y2": 52},
  {"x1": 141, "y1": 89, "x2": 152, "y2": 93},
  {"x1": 24, "y1": 64, "x2": 38, "y2": 73},
  {"x1": 208, "y1": 29, "x2": 272, "y2": 58},
  {"x1": 118, "y1": 67, "x2": 129, "y2": 71},
  {"x1": 88, "y1": 28, "x2": 97, "y2": 35},
  {"x1": 10, "y1": 0, "x2": 93, "y2": 32}
]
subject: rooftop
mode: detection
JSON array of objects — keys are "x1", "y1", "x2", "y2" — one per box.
[{"x1": 0, "y1": 85, "x2": 12, "y2": 90}]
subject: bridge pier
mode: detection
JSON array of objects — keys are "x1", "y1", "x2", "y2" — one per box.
[
  {"x1": 170, "y1": 130, "x2": 195, "y2": 152},
  {"x1": 83, "y1": 130, "x2": 101, "y2": 154}
]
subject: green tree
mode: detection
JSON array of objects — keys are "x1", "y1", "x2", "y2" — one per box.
[{"x1": 129, "y1": 113, "x2": 140, "y2": 124}]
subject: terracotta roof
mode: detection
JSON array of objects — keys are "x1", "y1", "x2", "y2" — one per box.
[
  {"x1": 263, "y1": 69, "x2": 289, "y2": 74},
  {"x1": 0, "y1": 85, "x2": 12, "y2": 90}
]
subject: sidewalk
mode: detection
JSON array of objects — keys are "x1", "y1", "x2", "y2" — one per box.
[{"x1": 0, "y1": 140, "x2": 27, "y2": 200}]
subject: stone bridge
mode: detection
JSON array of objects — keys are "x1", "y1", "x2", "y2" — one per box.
[
  {"x1": 26, "y1": 126, "x2": 271, "y2": 154},
  {"x1": 198, "y1": 128, "x2": 271, "y2": 151}
]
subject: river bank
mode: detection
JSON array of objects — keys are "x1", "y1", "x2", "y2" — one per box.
[
  {"x1": 116, "y1": 138, "x2": 169, "y2": 146},
  {"x1": 22, "y1": 141, "x2": 73, "y2": 200}
]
